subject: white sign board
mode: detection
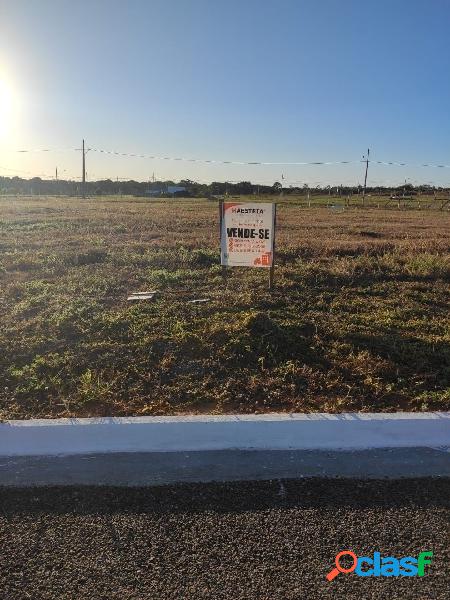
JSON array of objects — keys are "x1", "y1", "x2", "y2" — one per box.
[{"x1": 220, "y1": 202, "x2": 275, "y2": 268}]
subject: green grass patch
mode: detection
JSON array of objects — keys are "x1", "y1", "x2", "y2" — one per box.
[{"x1": 0, "y1": 196, "x2": 449, "y2": 418}]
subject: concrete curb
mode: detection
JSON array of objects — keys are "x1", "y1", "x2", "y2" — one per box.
[
  {"x1": 1, "y1": 413, "x2": 449, "y2": 485},
  {"x1": 1, "y1": 412, "x2": 449, "y2": 456}
]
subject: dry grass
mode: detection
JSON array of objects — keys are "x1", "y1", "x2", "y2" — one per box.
[{"x1": 0, "y1": 195, "x2": 449, "y2": 419}]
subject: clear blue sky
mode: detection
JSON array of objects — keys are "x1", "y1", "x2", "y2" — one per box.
[{"x1": 1, "y1": 0, "x2": 449, "y2": 186}]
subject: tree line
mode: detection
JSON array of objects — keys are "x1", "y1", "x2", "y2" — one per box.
[{"x1": 0, "y1": 175, "x2": 446, "y2": 197}]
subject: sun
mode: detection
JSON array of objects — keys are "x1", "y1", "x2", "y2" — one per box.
[{"x1": 0, "y1": 77, "x2": 15, "y2": 138}]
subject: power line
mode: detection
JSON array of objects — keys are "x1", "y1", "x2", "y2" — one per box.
[
  {"x1": 88, "y1": 147, "x2": 360, "y2": 167},
  {"x1": 0, "y1": 165, "x2": 54, "y2": 178},
  {"x1": 362, "y1": 148, "x2": 370, "y2": 205},
  {"x1": 5, "y1": 147, "x2": 79, "y2": 154},
  {"x1": 76, "y1": 146, "x2": 450, "y2": 169},
  {"x1": 0, "y1": 165, "x2": 34, "y2": 175},
  {"x1": 82, "y1": 139, "x2": 86, "y2": 198},
  {"x1": 3, "y1": 143, "x2": 450, "y2": 169},
  {"x1": 83, "y1": 147, "x2": 450, "y2": 170}
]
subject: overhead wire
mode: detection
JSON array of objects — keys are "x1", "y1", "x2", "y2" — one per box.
[
  {"x1": 2, "y1": 144, "x2": 450, "y2": 189},
  {"x1": 2, "y1": 143, "x2": 450, "y2": 168}
]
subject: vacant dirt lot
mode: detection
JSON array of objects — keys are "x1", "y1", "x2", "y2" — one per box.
[{"x1": 0, "y1": 196, "x2": 449, "y2": 418}]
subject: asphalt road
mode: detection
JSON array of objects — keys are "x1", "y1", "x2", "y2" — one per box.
[
  {"x1": 0, "y1": 478, "x2": 449, "y2": 600},
  {"x1": 2, "y1": 448, "x2": 450, "y2": 486}
]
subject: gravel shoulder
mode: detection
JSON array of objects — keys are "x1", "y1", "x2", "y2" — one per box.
[{"x1": 0, "y1": 478, "x2": 449, "y2": 599}]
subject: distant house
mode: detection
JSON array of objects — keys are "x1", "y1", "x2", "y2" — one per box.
[
  {"x1": 167, "y1": 185, "x2": 186, "y2": 195},
  {"x1": 144, "y1": 185, "x2": 187, "y2": 197}
]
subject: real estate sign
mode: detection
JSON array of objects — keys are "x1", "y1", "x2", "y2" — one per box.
[{"x1": 220, "y1": 202, "x2": 276, "y2": 268}]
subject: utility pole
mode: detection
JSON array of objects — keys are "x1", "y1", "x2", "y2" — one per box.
[
  {"x1": 362, "y1": 148, "x2": 370, "y2": 205},
  {"x1": 82, "y1": 139, "x2": 86, "y2": 199},
  {"x1": 55, "y1": 167, "x2": 58, "y2": 181}
]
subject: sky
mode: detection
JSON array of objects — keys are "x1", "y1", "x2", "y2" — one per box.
[{"x1": 0, "y1": 0, "x2": 450, "y2": 187}]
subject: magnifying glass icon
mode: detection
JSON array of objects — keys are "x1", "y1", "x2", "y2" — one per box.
[{"x1": 326, "y1": 550, "x2": 358, "y2": 581}]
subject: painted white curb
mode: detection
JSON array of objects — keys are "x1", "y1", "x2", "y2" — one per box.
[{"x1": 0, "y1": 412, "x2": 449, "y2": 457}]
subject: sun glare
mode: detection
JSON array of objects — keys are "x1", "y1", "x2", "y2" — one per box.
[{"x1": 0, "y1": 77, "x2": 15, "y2": 138}]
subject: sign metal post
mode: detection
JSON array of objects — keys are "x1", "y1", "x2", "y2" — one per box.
[{"x1": 269, "y1": 203, "x2": 277, "y2": 291}]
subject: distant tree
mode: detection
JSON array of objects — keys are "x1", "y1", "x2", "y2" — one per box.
[
  {"x1": 272, "y1": 181, "x2": 282, "y2": 193},
  {"x1": 234, "y1": 181, "x2": 253, "y2": 195},
  {"x1": 210, "y1": 181, "x2": 227, "y2": 195}
]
